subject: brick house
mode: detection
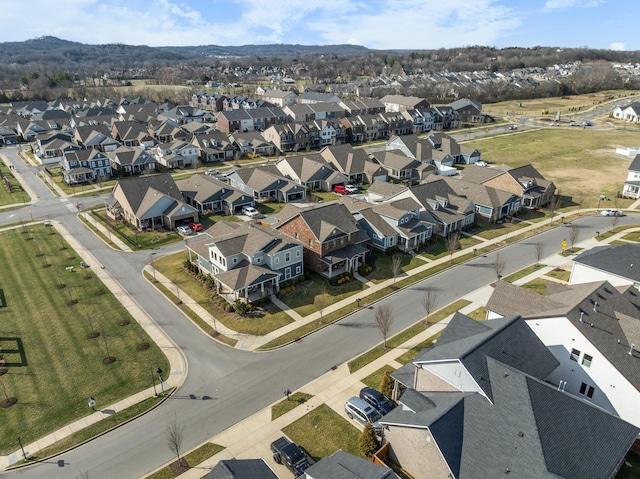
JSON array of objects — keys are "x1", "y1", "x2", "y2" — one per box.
[{"x1": 275, "y1": 203, "x2": 369, "y2": 278}]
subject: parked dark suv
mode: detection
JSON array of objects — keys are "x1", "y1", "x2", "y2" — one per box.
[{"x1": 359, "y1": 387, "x2": 396, "y2": 415}]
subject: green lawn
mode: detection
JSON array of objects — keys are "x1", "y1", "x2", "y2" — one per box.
[
  {"x1": 521, "y1": 278, "x2": 550, "y2": 295},
  {"x1": 283, "y1": 272, "x2": 367, "y2": 317},
  {"x1": 0, "y1": 225, "x2": 169, "y2": 455},
  {"x1": 466, "y1": 129, "x2": 640, "y2": 209},
  {"x1": 90, "y1": 210, "x2": 181, "y2": 250},
  {"x1": 272, "y1": 392, "x2": 313, "y2": 420},
  {"x1": 466, "y1": 307, "x2": 487, "y2": 321},
  {"x1": 152, "y1": 252, "x2": 294, "y2": 336},
  {"x1": 545, "y1": 268, "x2": 571, "y2": 282},
  {"x1": 0, "y1": 160, "x2": 29, "y2": 206},
  {"x1": 283, "y1": 404, "x2": 362, "y2": 462},
  {"x1": 503, "y1": 264, "x2": 544, "y2": 283},
  {"x1": 362, "y1": 365, "x2": 396, "y2": 390},
  {"x1": 621, "y1": 231, "x2": 640, "y2": 243},
  {"x1": 366, "y1": 251, "x2": 425, "y2": 284}
]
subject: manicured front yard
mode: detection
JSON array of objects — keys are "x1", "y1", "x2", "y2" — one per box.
[
  {"x1": 283, "y1": 272, "x2": 367, "y2": 317},
  {"x1": 283, "y1": 404, "x2": 361, "y2": 462},
  {"x1": 366, "y1": 251, "x2": 425, "y2": 284},
  {"x1": 0, "y1": 225, "x2": 168, "y2": 455},
  {"x1": 152, "y1": 251, "x2": 294, "y2": 336}
]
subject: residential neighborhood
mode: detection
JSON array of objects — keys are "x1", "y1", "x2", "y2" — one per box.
[{"x1": 2, "y1": 83, "x2": 640, "y2": 479}]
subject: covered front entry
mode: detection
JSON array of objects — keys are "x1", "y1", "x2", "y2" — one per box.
[
  {"x1": 214, "y1": 264, "x2": 281, "y2": 304},
  {"x1": 320, "y1": 244, "x2": 368, "y2": 279}
]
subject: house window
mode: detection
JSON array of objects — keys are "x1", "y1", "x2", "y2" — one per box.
[
  {"x1": 275, "y1": 257, "x2": 279, "y2": 264},
  {"x1": 309, "y1": 239, "x2": 314, "y2": 248},
  {"x1": 582, "y1": 354, "x2": 592, "y2": 368},
  {"x1": 296, "y1": 266, "x2": 301, "y2": 274},
  {"x1": 579, "y1": 382, "x2": 595, "y2": 398},
  {"x1": 296, "y1": 250, "x2": 300, "y2": 257},
  {"x1": 295, "y1": 232, "x2": 299, "y2": 240},
  {"x1": 285, "y1": 252, "x2": 291, "y2": 262},
  {"x1": 570, "y1": 348, "x2": 580, "y2": 362},
  {"x1": 233, "y1": 258, "x2": 238, "y2": 264}
]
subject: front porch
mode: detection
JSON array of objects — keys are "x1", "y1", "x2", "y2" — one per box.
[{"x1": 319, "y1": 244, "x2": 368, "y2": 279}]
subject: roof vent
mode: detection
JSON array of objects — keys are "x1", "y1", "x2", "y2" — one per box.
[
  {"x1": 630, "y1": 344, "x2": 635, "y2": 356},
  {"x1": 579, "y1": 311, "x2": 584, "y2": 323},
  {"x1": 593, "y1": 301, "x2": 598, "y2": 313},
  {"x1": 518, "y1": 431, "x2": 524, "y2": 437}
]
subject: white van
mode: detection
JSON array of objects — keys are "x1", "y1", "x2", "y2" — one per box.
[{"x1": 345, "y1": 396, "x2": 382, "y2": 434}]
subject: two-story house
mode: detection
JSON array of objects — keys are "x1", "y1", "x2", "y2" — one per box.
[
  {"x1": 263, "y1": 123, "x2": 311, "y2": 153},
  {"x1": 190, "y1": 132, "x2": 236, "y2": 163},
  {"x1": 151, "y1": 140, "x2": 199, "y2": 169},
  {"x1": 340, "y1": 196, "x2": 433, "y2": 252},
  {"x1": 62, "y1": 149, "x2": 112, "y2": 184},
  {"x1": 185, "y1": 221, "x2": 304, "y2": 304},
  {"x1": 622, "y1": 154, "x2": 640, "y2": 199},
  {"x1": 108, "y1": 145, "x2": 157, "y2": 175},
  {"x1": 275, "y1": 203, "x2": 369, "y2": 278},
  {"x1": 487, "y1": 278, "x2": 640, "y2": 429}
]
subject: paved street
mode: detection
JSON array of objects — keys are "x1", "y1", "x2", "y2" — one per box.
[{"x1": 0, "y1": 144, "x2": 638, "y2": 478}]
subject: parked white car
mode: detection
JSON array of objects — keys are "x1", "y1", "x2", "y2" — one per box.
[
  {"x1": 241, "y1": 206, "x2": 260, "y2": 217},
  {"x1": 345, "y1": 184, "x2": 359, "y2": 194},
  {"x1": 475, "y1": 161, "x2": 488, "y2": 167},
  {"x1": 176, "y1": 225, "x2": 193, "y2": 235}
]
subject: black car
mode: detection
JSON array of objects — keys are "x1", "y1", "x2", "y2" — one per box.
[{"x1": 359, "y1": 387, "x2": 396, "y2": 415}]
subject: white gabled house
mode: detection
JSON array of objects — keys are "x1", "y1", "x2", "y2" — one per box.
[{"x1": 487, "y1": 279, "x2": 640, "y2": 429}]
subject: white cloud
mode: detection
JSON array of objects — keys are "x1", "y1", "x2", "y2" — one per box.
[
  {"x1": 544, "y1": 0, "x2": 604, "y2": 11},
  {"x1": 609, "y1": 42, "x2": 625, "y2": 51}
]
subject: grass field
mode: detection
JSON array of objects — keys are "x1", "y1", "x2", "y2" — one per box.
[
  {"x1": 0, "y1": 225, "x2": 169, "y2": 455},
  {"x1": 0, "y1": 160, "x2": 29, "y2": 207},
  {"x1": 467, "y1": 128, "x2": 640, "y2": 208},
  {"x1": 483, "y1": 90, "x2": 640, "y2": 117}
]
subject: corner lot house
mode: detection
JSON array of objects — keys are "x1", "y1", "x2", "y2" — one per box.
[
  {"x1": 186, "y1": 221, "x2": 303, "y2": 304},
  {"x1": 106, "y1": 173, "x2": 198, "y2": 230}
]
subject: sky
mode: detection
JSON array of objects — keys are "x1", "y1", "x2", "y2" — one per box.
[{"x1": 0, "y1": 0, "x2": 637, "y2": 51}]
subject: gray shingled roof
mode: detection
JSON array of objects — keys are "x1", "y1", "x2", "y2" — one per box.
[
  {"x1": 205, "y1": 459, "x2": 278, "y2": 479},
  {"x1": 629, "y1": 154, "x2": 640, "y2": 171},
  {"x1": 115, "y1": 173, "x2": 182, "y2": 214},
  {"x1": 303, "y1": 450, "x2": 397, "y2": 479},
  {"x1": 573, "y1": 244, "x2": 640, "y2": 283},
  {"x1": 488, "y1": 279, "x2": 640, "y2": 393},
  {"x1": 414, "y1": 314, "x2": 560, "y2": 401},
  {"x1": 386, "y1": 356, "x2": 639, "y2": 479}
]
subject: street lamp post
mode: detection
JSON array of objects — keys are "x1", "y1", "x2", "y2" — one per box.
[
  {"x1": 150, "y1": 252, "x2": 157, "y2": 282},
  {"x1": 156, "y1": 367, "x2": 164, "y2": 395},
  {"x1": 151, "y1": 367, "x2": 158, "y2": 397},
  {"x1": 17, "y1": 437, "x2": 26, "y2": 459}
]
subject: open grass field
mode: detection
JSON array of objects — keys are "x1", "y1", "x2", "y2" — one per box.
[
  {"x1": 0, "y1": 225, "x2": 169, "y2": 455},
  {"x1": 467, "y1": 128, "x2": 640, "y2": 208},
  {"x1": 0, "y1": 159, "x2": 29, "y2": 207},
  {"x1": 482, "y1": 90, "x2": 640, "y2": 117}
]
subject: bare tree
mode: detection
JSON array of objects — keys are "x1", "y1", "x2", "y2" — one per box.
[
  {"x1": 445, "y1": 231, "x2": 460, "y2": 265},
  {"x1": 534, "y1": 242, "x2": 545, "y2": 265},
  {"x1": 548, "y1": 191, "x2": 562, "y2": 224},
  {"x1": 391, "y1": 254, "x2": 402, "y2": 289},
  {"x1": 611, "y1": 213, "x2": 620, "y2": 233},
  {"x1": 173, "y1": 278, "x2": 182, "y2": 304},
  {"x1": 100, "y1": 322, "x2": 115, "y2": 364},
  {"x1": 315, "y1": 283, "x2": 329, "y2": 324},
  {"x1": 165, "y1": 416, "x2": 185, "y2": 469},
  {"x1": 192, "y1": 157, "x2": 201, "y2": 173},
  {"x1": 375, "y1": 302, "x2": 394, "y2": 348},
  {"x1": 421, "y1": 287, "x2": 438, "y2": 327},
  {"x1": 493, "y1": 252, "x2": 506, "y2": 280},
  {"x1": 568, "y1": 223, "x2": 579, "y2": 252}
]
